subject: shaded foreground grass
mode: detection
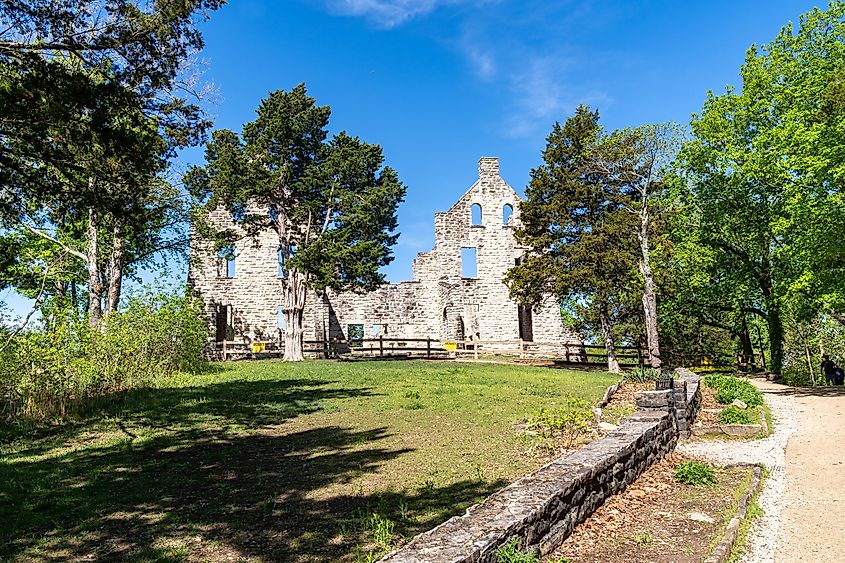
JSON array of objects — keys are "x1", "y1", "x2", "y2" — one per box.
[{"x1": 1, "y1": 360, "x2": 617, "y2": 562}]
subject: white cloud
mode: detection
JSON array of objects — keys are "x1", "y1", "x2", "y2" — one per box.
[{"x1": 325, "y1": 0, "x2": 479, "y2": 28}]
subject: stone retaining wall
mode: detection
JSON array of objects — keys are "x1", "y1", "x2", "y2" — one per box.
[{"x1": 380, "y1": 369, "x2": 701, "y2": 562}]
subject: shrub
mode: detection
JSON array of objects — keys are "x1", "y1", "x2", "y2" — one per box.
[
  {"x1": 0, "y1": 286, "x2": 207, "y2": 423},
  {"x1": 495, "y1": 539, "x2": 540, "y2": 563},
  {"x1": 718, "y1": 405, "x2": 756, "y2": 425},
  {"x1": 674, "y1": 460, "x2": 716, "y2": 486},
  {"x1": 528, "y1": 397, "x2": 593, "y2": 449},
  {"x1": 624, "y1": 366, "x2": 663, "y2": 383},
  {"x1": 703, "y1": 374, "x2": 763, "y2": 407}
]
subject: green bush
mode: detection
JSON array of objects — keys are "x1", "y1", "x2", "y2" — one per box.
[
  {"x1": 495, "y1": 539, "x2": 540, "y2": 563},
  {"x1": 624, "y1": 367, "x2": 662, "y2": 383},
  {"x1": 674, "y1": 460, "x2": 716, "y2": 486},
  {"x1": 717, "y1": 405, "x2": 755, "y2": 425},
  {"x1": 703, "y1": 374, "x2": 763, "y2": 407},
  {"x1": 0, "y1": 286, "x2": 207, "y2": 423}
]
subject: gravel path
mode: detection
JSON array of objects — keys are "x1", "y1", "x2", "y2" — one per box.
[{"x1": 677, "y1": 379, "x2": 797, "y2": 563}]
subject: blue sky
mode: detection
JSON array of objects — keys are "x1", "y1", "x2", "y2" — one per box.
[{"x1": 0, "y1": 0, "x2": 825, "y2": 315}]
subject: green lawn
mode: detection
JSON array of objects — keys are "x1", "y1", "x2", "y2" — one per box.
[{"x1": 0, "y1": 359, "x2": 618, "y2": 562}]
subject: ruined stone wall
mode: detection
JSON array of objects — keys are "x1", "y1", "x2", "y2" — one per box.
[{"x1": 189, "y1": 157, "x2": 581, "y2": 347}]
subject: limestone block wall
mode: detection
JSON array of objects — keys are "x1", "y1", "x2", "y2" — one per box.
[
  {"x1": 189, "y1": 157, "x2": 581, "y2": 348},
  {"x1": 379, "y1": 370, "x2": 701, "y2": 563},
  {"x1": 188, "y1": 206, "x2": 283, "y2": 342}
]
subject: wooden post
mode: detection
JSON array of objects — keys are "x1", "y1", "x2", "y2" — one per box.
[
  {"x1": 427, "y1": 337, "x2": 431, "y2": 358},
  {"x1": 519, "y1": 339, "x2": 524, "y2": 360},
  {"x1": 474, "y1": 340, "x2": 479, "y2": 361},
  {"x1": 379, "y1": 335, "x2": 384, "y2": 357},
  {"x1": 223, "y1": 340, "x2": 227, "y2": 362}
]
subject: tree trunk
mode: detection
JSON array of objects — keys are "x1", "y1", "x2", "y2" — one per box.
[
  {"x1": 637, "y1": 206, "x2": 661, "y2": 368},
  {"x1": 282, "y1": 267, "x2": 308, "y2": 362},
  {"x1": 86, "y1": 205, "x2": 103, "y2": 329},
  {"x1": 766, "y1": 301, "x2": 784, "y2": 374},
  {"x1": 105, "y1": 221, "x2": 125, "y2": 314},
  {"x1": 598, "y1": 299, "x2": 622, "y2": 374},
  {"x1": 739, "y1": 315, "x2": 754, "y2": 370}
]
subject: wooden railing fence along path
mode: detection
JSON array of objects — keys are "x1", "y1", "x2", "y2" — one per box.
[{"x1": 206, "y1": 336, "x2": 657, "y2": 367}]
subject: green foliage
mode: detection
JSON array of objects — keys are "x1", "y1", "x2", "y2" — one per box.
[
  {"x1": 718, "y1": 406, "x2": 755, "y2": 425},
  {"x1": 674, "y1": 461, "x2": 716, "y2": 486},
  {"x1": 495, "y1": 539, "x2": 540, "y2": 563},
  {"x1": 0, "y1": 287, "x2": 206, "y2": 422},
  {"x1": 624, "y1": 367, "x2": 662, "y2": 383},
  {"x1": 704, "y1": 375, "x2": 763, "y2": 408},
  {"x1": 505, "y1": 106, "x2": 641, "y2": 366},
  {"x1": 677, "y1": 2, "x2": 845, "y2": 373},
  {"x1": 528, "y1": 397, "x2": 594, "y2": 450}
]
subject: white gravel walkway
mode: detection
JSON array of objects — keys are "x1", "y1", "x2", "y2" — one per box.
[{"x1": 677, "y1": 379, "x2": 798, "y2": 563}]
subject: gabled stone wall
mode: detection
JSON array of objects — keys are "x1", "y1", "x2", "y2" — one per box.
[{"x1": 188, "y1": 157, "x2": 581, "y2": 348}]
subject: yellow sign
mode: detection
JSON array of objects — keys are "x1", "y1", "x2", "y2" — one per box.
[
  {"x1": 251, "y1": 342, "x2": 267, "y2": 353},
  {"x1": 443, "y1": 341, "x2": 457, "y2": 351}
]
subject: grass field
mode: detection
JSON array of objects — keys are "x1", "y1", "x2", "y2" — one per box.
[{"x1": 0, "y1": 359, "x2": 617, "y2": 562}]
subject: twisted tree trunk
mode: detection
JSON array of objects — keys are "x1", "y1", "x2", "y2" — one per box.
[
  {"x1": 283, "y1": 267, "x2": 308, "y2": 362},
  {"x1": 638, "y1": 204, "x2": 661, "y2": 368},
  {"x1": 598, "y1": 298, "x2": 622, "y2": 374}
]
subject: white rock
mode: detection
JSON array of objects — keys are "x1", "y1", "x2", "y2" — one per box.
[
  {"x1": 689, "y1": 512, "x2": 716, "y2": 523},
  {"x1": 732, "y1": 399, "x2": 749, "y2": 410},
  {"x1": 598, "y1": 422, "x2": 619, "y2": 431}
]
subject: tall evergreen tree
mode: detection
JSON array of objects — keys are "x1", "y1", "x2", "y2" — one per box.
[
  {"x1": 187, "y1": 85, "x2": 406, "y2": 361},
  {"x1": 506, "y1": 106, "x2": 638, "y2": 373}
]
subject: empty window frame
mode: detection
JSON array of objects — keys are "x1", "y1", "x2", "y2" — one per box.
[
  {"x1": 461, "y1": 247, "x2": 478, "y2": 278},
  {"x1": 277, "y1": 304, "x2": 286, "y2": 330},
  {"x1": 371, "y1": 324, "x2": 382, "y2": 337},
  {"x1": 347, "y1": 324, "x2": 364, "y2": 347},
  {"x1": 277, "y1": 248, "x2": 285, "y2": 277},
  {"x1": 217, "y1": 246, "x2": 236, "y2": 278},
  {"x1": 471, "y1": 203, "x2": 483, "y2": 226},
  {"x1": 503, "y1": 203, "x2": 513, "y2": 225}
]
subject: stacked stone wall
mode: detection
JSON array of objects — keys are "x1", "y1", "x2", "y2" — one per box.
[
  {"x1": 379, "y1": 370, "x2": 701, "y2": 562},
  {"x1": 188, "y1": 157, "x2": 581, "y2": 348}
]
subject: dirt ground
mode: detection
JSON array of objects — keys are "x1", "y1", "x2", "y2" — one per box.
[
  {"x1": 773, "y1": 384, "x2": 845, "y2": 561},
  {"x1": 549, "y1": 453, "x2": 750, "y2": 563}
]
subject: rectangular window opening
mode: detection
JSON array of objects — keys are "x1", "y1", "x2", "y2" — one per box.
[
  {"x1": 347, "y1": 324, "x2": 364, "y2": 347},
  {"x1": 277, "y1": 304, "x2": 286, "y2": 330},
  {"x1": 461, "y1": 247, "x2": 478, "y2": 278}
]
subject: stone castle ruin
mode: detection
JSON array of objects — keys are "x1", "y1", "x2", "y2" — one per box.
[{"x1": 189, "y1": 157, "x2": 581, "y2": 351}]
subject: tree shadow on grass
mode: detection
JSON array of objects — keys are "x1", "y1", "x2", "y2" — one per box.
[{"x1": 1, "y1": 377, "x2": 506, "y2": 562}]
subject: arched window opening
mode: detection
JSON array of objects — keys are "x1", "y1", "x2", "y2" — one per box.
[
  {"x1": 503, "y1": 204, "x2": 513, "y2": 225},
  {"x1": 471, "y1": 203, "x2": 483, "y2": 226}
]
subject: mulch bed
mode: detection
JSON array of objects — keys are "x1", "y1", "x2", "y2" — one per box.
[{"x1": 548, "y1": 453, "x2": 750, "y2": 563}]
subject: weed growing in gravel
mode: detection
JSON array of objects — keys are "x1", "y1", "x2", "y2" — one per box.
[{"x1": 675, "y1": 461, "x2": 717, "y2": 486}]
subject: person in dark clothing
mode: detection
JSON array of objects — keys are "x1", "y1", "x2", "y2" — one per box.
[
  {"x1": 822, "y1": 355, "x2": 836, "y2": 385},
  {"x1": 835, "y1": 365, "x2": 845, "y2": 386}
]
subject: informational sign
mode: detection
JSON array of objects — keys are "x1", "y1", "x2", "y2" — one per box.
[
  {"x1": 443, "y1": 341, "x2": 457, "y2": 351},
  {"x1": 251, "y1": 342, "x2": 267, "y2": 353}
]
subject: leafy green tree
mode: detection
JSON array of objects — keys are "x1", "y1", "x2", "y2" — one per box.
[
  {"x1": 680, "y1": 2, "x2": 845, "y2": 373},
  {"x1": 506, "y1": 106, "x2": 638, "y2": 373},
  {"x1": 187, "y1": 85, "x2": 406, "y2": 361},
  {"x1": 0, "y1": 1, "x2": 223, "y2": 326}
]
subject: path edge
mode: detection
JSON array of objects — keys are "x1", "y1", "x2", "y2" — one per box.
[{"x1": 705, "y1": 464, "x2": 764, "y2": 563}]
